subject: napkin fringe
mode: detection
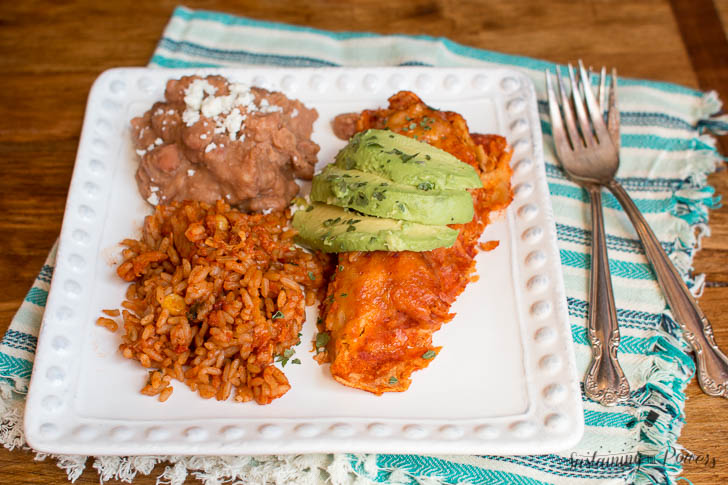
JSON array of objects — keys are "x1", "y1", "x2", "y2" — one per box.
[{"x1": 632, "y1": 327, "x2": 695, "y2": 485}]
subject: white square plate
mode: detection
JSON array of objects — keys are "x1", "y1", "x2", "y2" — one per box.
[{"x1": 25, "y1": 67, "x2": 583, "y2": 456}]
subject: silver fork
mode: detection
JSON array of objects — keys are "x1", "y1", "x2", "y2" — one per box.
[
  {"x1": 587, "y1": 65, "x2": 728, "y2": 399},
  {"x1": 545, "y1": 63, "x2": 630, "y2": 406}
]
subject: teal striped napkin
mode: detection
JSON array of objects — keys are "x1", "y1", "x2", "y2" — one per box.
[{"x1": 2, "y1": 6, "x2": 727, "y2": 484}]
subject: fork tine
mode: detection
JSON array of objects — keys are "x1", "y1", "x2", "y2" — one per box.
[
  {"x1": 545, "y1": 70, "x2": 572, "y2": 158},
  {"x1": 568, "y1": 63, "x2": 596, "y2": 147},
  {"x1": 556, "y1": 69, "x2": 582, "y2": 150},
  {"x1": 577, "y1": 61, "x2": 611, "y2": 144},
  {"x1": 607, "y1": 67, "x2": 620, "y2": 150}
]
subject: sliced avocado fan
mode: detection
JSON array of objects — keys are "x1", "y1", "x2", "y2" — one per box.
[
  {"x1": 311, "y1": 165, "x2": 474, "y2": 225},
  {"x1": 292, "y1": 203, "x2": 458, "y2": 253},
  {"x1": 334, "y1": 129, "x2": 483, "y2": 191}
]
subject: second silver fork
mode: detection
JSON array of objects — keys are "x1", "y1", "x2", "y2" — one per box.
[{"x1": 546, "y1": 64, "x2": 630, "y2": 406}]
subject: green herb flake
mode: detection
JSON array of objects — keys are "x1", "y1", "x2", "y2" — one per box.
[
  {"x1": 397, "y1": 202, "x2": 406, "y2": 212},
  {"x1": 372, "y1": 191, "x2": 385, "y2": 201},
  {"x1": 338, "y1": 265, "x2": 345, "y2": 272},
  {"x1": 422, "y1": 350, "x2": 436, "y2": 360},
  {"x1": 275, "y1": 348, "x2": 296, "y2": 366},
  {"x1": 271, "y1": 310, "x2": 285, "y2": 320},
  {"x1": 323, "y1": 217, "x2": 341, "y2": 227},
  {"x1": 308, "y1": 271, "x2": 316, "y2": 281},
  {"x1": 315, "y1": 332, "x2": 330, "y2": 350},
  {"x1": 408, "y1": 122, "x2": 417, "y2": 130},
  {"x1": 291, "y1": 358, "x2": 301, "y2": 365},
  {"x1": 327, "y1": 294, "x2": 335, "y2": 304},
  {"x1": 340, "y1": 293, "x2": 348, "y2": 297},
  {"x1": 346, "y1": 225, "x2": 356, "y2": 232},
  {"x1": 367, "y1": 142, "x2": 384, "y2": 149},
  {"x1": 305, "y1": 205, "x2": 314, "y2": 212},
  {"x1": 389, "y1": 376, "x2": 398, "y2": 385},
  {"x1": 425, "y1": 154, "x2": 431, "y2": 160},
  {"x1": 400, "y1": 152, "x2": 419, "y2": 163},
  {"x1": 356, "y1": 193, "x2": 369, "y2": 206},
  {"x1": 417, "y1": 181, "x2": 434, "y2": 191}
]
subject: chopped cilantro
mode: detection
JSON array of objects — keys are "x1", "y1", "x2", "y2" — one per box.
[
  {"x1": 367, "y1": 142, "x2": 384, "y2": 149},
  {"x1": 338, "y1": 265, "x2": 344, "y2": 272},
  {"x1": 291, "y1": 358, "x2": 301, "y2": 365},
  {"x1": 323, "y1": 217, "x2": 341, "y2": 227},
  {"x1": 408, "y1": 122, "x2": 417, "y2": 130},
  {"x1": 275, "y1": 348, "x2": 296, "y2": 366},
  {"x1": 422, "y1": 350, "x2": 436, "y2": 360},
  {"x1": 340, "y1": 293, "x2": 348, "y2": 297},
  {"x1": 272, "y1": 310, "x2": 285, "y2": 320},
  {"x1": 372, "y1": 191, "x2": 385, "y2": 201},
  {"x1": 356, "y1": 193, "x2": 368, "y2": 206},
  {"x1": 400, "y1": 152, "x2": 419, "y2": 163},
  {"x1": 305, "y1": 205, "x2": 314, "y2": 212},
  {"x1": 315, "y1": 332, "x2": 330, "y2": 352},
  {"x1": 308, "y1": 271, "x2": 316, "y2": 281},
  {"x1": 425, "y1": 154, "x2": 431, "y2": 160},
  {"x1": 389, "y1": 376, "x2": 398, "y2": 385},
  {"x1": 417, "y1": 181, "x2": 434, "y2": 191},
  {"x1": 346, "y1": 225, "x2": 356, "y2": 232}
]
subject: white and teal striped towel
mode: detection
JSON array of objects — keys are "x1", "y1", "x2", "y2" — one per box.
[{"x1": 2, "y1": 6, "x2": 727, "y2": 484}]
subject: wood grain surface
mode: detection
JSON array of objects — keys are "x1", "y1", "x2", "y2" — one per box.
[{"x1": 1, "y1": 1, "x2": 727, "y2": 483}]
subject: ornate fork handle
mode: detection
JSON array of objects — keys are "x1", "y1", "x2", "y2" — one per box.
[
  {"x1": 608, "y1": 180, "x2": 728, "y2": 397},
  {"x1": 584, "y1": 184, "x2": 631, "y2": 405}
]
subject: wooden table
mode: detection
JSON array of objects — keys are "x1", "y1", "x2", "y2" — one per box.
[{"x1": 1, "y1": 1, "x2": 727, "y2": 483}]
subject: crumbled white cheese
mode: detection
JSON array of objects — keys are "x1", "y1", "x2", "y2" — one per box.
[
  {"x1": 225, "y1": 194, "x2": 232, "y2": 200},
  {"x1": 146, "y1": 143, "x2": 155, "y2": 151},
  {"x1": 238, "y1": 134, "x2": 246, "y2": 143},
  {"x1": 225, "y1": 108, "x2": 244, "y2": 141},
  {"x1": 262, "y1": 208, "x2": 273, "y2": 215},
  {"x1": 147, "y1": 193, "x2": 159, "y2": 205},
  {"x1": 181, "y1": 78, "x2": 284, "y2": 141},
  {"x1": 183, "y1": 108, "x2": 200, "y2": 126},
  {"x1": 187, "y1": 169, "x2": 196, "y2": 176},
  {"x1": 154, "y1": 137, "x2": 163, "y2": 145},
  {"x1": 205, "y1": 142, "x2": 217, "y2": 153},
  {"x1": 200, "y1": 134, "x2": 207, "y2": 140},
  {"x1": 258, "y1": 98, "x2": 283, "y2": 113},
  {"x1": 135, "y1": 149, "x2": 146, "y2": 156},
  {"x1": 150, "y1": 186, "x2": 159, "y2": 192},
  {"x1": 155, "y1": 108, "x2": 164, "y2": 115},
  {"x1": 167, "y1": 109, "x2": 176, "y2": 115},
  {"x1": 184, "y1": 79, "x2": 216, "y2": 112},
  {"x1": 291, "y1": 108, "x2": 298, "y2": 117}
]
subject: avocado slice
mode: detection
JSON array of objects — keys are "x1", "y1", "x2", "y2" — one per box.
[
  {"x1": 311, "y1": 165, "x2": 474, "y2": 225},
  {"x1": 292, "y1": 203, "x2": 458, "y2": 253},
  {"x1": 334, "y1": 129, "x2": 483, "y2": 191}
]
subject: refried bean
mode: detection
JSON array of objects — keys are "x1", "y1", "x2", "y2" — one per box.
[{"x1": 131, "y1": 75, "x2": 319, "y2": 212}]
